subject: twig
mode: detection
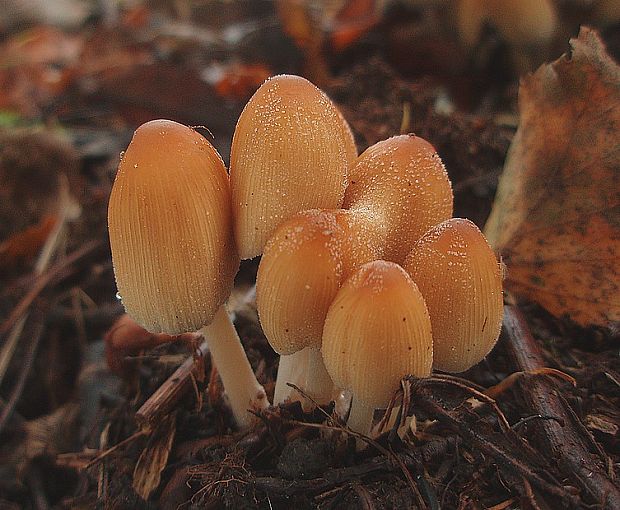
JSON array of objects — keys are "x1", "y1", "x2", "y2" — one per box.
[
  {"x1": 135, "y1": 339, "x2": 209, "y2": 426},
  {"x1": 0, "y1": 240, "x2": 103, "y2": 338},
  {"x1": 0, "y1": 302, "x2": 49, "y2": 435},
  {"x1": 411, "y1": 382, "x2": 583, "y2": 507},
  {"x1": 277, "y1": 404, "x2": 427, "y2": 510},
  {"x1": 502, "y1": 304, "x2": 620, "y2": 509},
  {"x1": 85, "y1": 429, "x2": 147, "y2": 469}
]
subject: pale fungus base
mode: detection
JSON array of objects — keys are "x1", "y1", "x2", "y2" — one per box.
[
  {"x1": 404, "y1": 218, "x2": 503, "y2": 373},
  {"x1": 272, "y1": 346, "x2": 334, "y2": 410},
  {"x1": 230, "y1": 74, "x2": 350, "y2": 259},
  {"x1": 322, "y1": 261, "x2": 433, "y2": 435},
  {"x1": 201, "y1": 306, "x2": 268, "y2": 429}
]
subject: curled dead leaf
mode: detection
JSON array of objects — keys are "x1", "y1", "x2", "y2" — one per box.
[{"x1": 485, "y1": 27, "x2": 620, "y2": 329}]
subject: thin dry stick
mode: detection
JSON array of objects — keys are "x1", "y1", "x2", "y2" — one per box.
[
  {"x1": 0, "y1": 303, "x2": 49, "y2": 435},
  {"x1": 502, "y1": 304, "x2": 620, "y2": 508},
  {"x1": 0, "y1": 240, "x2": 102, "y2": 338},
  {"x1": 85, "y1": 429, "x2": 147, "y2": 469},
  {"x1": 0, "y1": 180, "x2": 80, "y2": 383},
  {"x1": 135, "y1": 339, "x2": 209, "y2": 426}
]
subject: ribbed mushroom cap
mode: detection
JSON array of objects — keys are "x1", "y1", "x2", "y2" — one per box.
[
  {"x1": 322, "y1": 260, "x2": 433, "y2": 408},
  {"x1": 230, "y1": 74, "x2": 349, "y2": 259},
  {"x1": 403, "y1": 218, "x2": 503, "y2": 373},
  {"x1": 108, "y1": 119, "x2": 239, "y2": 334},
  {"x1": 344, "y1": 135, "x2": 453, "y2": 264},
  {"x1": 257, "y1": 208, "x2": 383, "y2": 355}
]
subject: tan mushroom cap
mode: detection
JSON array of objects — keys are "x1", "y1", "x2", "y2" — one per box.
[
  {"x1": 322, "y1": 260, "x2": 433, "y2": 408},
  {"x1": 403, "y1": 218, "x2": 503, "y2": 373},
  {"x1": 344, "y1": 134, "x2": 453, "y2": 264},
  {"x1": 108, "y1": 119, "x2": 239, "y2": 334},
  {"x1": 230, "y1": 74, "x2": 350, "y2": 259},
  {"x1": 257, "y1": 208, "x2": 383, "y2": 355}
]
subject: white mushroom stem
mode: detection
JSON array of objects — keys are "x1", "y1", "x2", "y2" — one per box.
[
  {"x1": 201, "y1": 305, "x2": 269, "y2": 429},
  {"x1": 273, "y1": 347, "x2": 334, "y2": 410},
  {"x1": 347, "y1": 397, "x2": 376, "y2": 437}
]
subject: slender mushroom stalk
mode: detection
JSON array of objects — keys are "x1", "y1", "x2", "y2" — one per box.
[
  {"x1": 322, "y1": 261, "x2": 433, "y2": 436},
  {"x1": 258, "y1": 134, "x2": 452, "y2": 405},
  {"x1": 108, "y1": 119, "x2": 267, "y2": 429},
  {"x1": 403, "y1": 218, "x2": 503, "y2": 372},
  {"x1": 230, "y1": 74, "x2": 355, "y2": 404}
]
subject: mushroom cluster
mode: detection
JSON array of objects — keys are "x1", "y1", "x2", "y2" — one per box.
[
  {"x1": 108, "y1": 74, "x2": 503, "y2": 435},
  {"x1": 256, "y1": 128, "x2": 504, "y2": 434}
]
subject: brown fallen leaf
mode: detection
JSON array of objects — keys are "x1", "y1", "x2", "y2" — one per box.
[{"x1": 484, "y1": 27, "x2": 620, "y2": 329}]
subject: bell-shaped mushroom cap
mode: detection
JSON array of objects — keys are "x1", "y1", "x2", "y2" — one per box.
[
  {"x1": 108, "y1": 119, "x2": 239, "y2": 334},
  {"x1": 322, "y1": 260, "x2": 433, "y2": 409},
  {"x1": 230, "y1": 74, "x2": 350, "y2": 259},
  {"x1": 257, "y1": 208, "x2": 383, "y2": 356},
  {"x1": 343, "y1": 135, "x2": 453, "y2": 264},
  {"x1": 403, "y1": 218, "x2": 503, "y2": 373}
]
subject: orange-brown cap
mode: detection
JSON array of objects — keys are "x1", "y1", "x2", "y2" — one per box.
[
  {"x1": 257, "y1": 207, "x2": 384, "y2": 354},
  {"x1": 108, "y1": 119, "x2": 239, "y2": 334},
  {"x1": 322, "y1": 260, "x2": 433, "y2": 409},
  {"x1": 404, "y1": 218, "x2": 503, "y2": 373},
  {"x1": 230, "y1": 75, "x2": 350, "y2": 259},
  {"x1": 344, "y1": 135, "x2": 453, "y2": 264}
]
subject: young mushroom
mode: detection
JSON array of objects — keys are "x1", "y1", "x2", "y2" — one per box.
[
  {"x1": 108, "y1": 119, "x2": 268, "y2": 429},
  {"x1": 321, "y1": 260, "x2": 433, "y2": 436},
  {"x1": 403, "y1": 218, "x2": 503, "y2": 373},
  {"x1": 258, "y1": 208, "x2": 382, "y2": 406},
  {"x1": 257, "y1": 134, "x2": 452, "y2": 405},
  {"x1": 344, "y1": 134, "x2": 453, "y2": 265}
]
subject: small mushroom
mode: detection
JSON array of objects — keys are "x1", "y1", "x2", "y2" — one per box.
[
  {"x1": 403, "y1": 218, "x2": 503, "y2": 373},
  {"x1": 108, "y1": 119, "x2": 267, "y2": 429},
  {"x1": 230, "y1": 74, "x2": 352, "y2": 259},
  {"x1": 321, "y1": 260, "x2": 433, "y2": 435},
  {"x1": 257, "y1": 208, "x2": 382, "y2": 405}
]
